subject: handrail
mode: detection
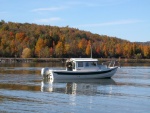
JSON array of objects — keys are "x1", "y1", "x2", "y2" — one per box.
[{"x1": 101, "y1": 60, "x2": 120, "y2": 68}]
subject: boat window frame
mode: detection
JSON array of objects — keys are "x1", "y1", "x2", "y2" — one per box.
[
  {"x1": 77, "y1": 61, "x2": 84, "y2": 67},
  {"x1": 87, "y1": 61, "x2": 97, "y2": 67},
  {"x1": 85, "y1": 62, "x2": 89, "y2": 67},
  {"x1": 90, "y1": 62, "x2": 97, "y2": 67},
  {"x1": 72, "y1": 62, "x2": 75, "y2": 69}
]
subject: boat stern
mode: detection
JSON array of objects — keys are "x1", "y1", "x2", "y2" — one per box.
[{"x1": 41, "y1": 68, "x2": 54, "y2": 80}]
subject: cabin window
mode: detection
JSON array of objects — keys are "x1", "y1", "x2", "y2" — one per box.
[
  {"x1": 85, "y1": 62, "x2": 89, "y2": 67},
  {"x1": 90, "y1": 62, "x2": 97, "y2": 66},
  {"x1": 92, "y1": 62, "x2": 97, "y2": 66},
  {"x1": 78, "y1": 62, "x2": 83, "y2": 67}
]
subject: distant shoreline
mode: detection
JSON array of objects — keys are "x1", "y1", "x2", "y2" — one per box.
[
  {"x1": 0, "y1": 57, "x2": 150, "y2": 63},
  {"x1": 0, "y1": 58, "x2": 66, "y2": 63}
]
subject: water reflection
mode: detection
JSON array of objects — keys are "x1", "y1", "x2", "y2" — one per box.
[
  {"x1": 0, "y1": 62, "x2": 65, "y2": 68},
  {"x1": 41, "y1": 79, "x2": 116, "y2": 96},
  {"x1": 0, "y1": 83, "x2": 41, "y2": 91}
]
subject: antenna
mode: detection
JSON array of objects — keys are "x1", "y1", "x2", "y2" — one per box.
[{"x1": 90, "y1": 44, "x2": 92, "y2": 58}]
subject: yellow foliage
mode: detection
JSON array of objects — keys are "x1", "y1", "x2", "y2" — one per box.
[{"x1": 22, "y1": 48, "x2": 31, "y2": 58}]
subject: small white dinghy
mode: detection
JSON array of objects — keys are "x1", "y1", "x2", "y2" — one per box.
[{"x1": 41, "y1": 58, "x2": 119, "y2": 80}]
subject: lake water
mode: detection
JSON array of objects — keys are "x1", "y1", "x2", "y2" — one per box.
[{"x1": 0, "y1": 62, "x2": 150, "y2": 113}]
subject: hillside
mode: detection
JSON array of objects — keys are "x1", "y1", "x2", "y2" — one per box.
[
  {"x1": 137, "y1": 41, "x2": 150, "y2": 46},
  {"x1": 0, "y1": 20, "x2": 150, "y2": 58}
]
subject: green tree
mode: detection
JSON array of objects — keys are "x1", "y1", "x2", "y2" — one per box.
[{"x1": 41, "y1": 46, "x2": 50, "y2": 58}]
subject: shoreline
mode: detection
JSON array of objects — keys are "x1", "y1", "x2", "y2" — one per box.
[{"x1": 0, "y1": 57, "x2": 150, "y2": 63}]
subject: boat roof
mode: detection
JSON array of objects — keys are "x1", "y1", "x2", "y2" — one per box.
[{"x1": 69, "y1": 58, "x2": 98, "y2": 62}]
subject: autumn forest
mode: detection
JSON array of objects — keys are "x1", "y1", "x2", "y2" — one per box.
[{"x1": 0, "y1": 20, "x2": 150, "y2": 59}]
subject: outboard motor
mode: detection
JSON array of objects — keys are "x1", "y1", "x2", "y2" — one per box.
[
  {"x1": 41, "y1": 68, "x2": 53, "y2": 80},
  {"x1": 41, "y1": 68, "x2": 49, "y2": 77}
]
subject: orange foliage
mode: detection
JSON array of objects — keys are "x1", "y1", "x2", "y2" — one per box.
[{"x1": 0, "y1": 21, "x2": 150, "y2": 58}]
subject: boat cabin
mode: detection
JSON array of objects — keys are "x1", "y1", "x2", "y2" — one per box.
[{"x1": 66, "y1": 58, "x2": 99, "y2": 71}]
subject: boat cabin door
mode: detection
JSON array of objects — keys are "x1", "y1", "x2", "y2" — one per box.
[{"x1": 66, "y1": 60, "x2": 73, "y2": 71}]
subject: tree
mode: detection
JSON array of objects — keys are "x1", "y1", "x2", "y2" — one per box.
[
  {"x1": 55, "y1": 41, "x2": 63, "y2": 57},
  {"x1": 96, "y1": 46, "x2": 100, "y2": 55},
  {"x1": 35, "y1": 38, "x2": 45, "y2": 58},
  {"x1": 1, "y1": 21, "x2": 150, "y2": 58},
  {"x1": 60, "y1": 35, "x2": 66, "y2": 57},
  {"x1": 143, "y1": 45, "x2": 150, "y2": 58},
  {"x1": 115, "y1": 43, "x2": 122, "y2": 57},
  {"x1": 78, "y1": 38, "x2": 87, "y2": 56},
  {"x1": 49, "y1": 47, "x2": 53, "y2": 57},
  {"x1": 15, "y1": 32, "x2": 25, "y2": 42},
  {"x1": 41, "y1": 46, "x2": 50, "y2": 58},
  {"x1": 21, "y1": 48, "x2": 31, "y2": 58},
  {"x1": 85, "y1": 41, "x2": 91, "y2": 57},
  {"x1": 69, "y1": 40, "x2": 78, "y2": 57},
  {"x1": 102, "y1": 45, "x2": 108, "y2": 57}
]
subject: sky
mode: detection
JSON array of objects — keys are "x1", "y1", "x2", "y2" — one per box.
[{"x1": 0, "y1": 0, "x2": 150, "y2": 42}]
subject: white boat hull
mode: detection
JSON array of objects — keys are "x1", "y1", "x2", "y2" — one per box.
[{"x1": 41, "y1": 67, "x2": 118, "y2": 80}]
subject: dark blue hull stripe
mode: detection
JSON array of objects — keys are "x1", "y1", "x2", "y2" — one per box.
[{"x1": 54, "y1": 68, "x2": 117, "y2": 75}]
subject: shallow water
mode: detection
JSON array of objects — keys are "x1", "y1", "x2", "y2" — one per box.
[{"x1": 0, "y1": 62, "x2": 150, "y2": 113}]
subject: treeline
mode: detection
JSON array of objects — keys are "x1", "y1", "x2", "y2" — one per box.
[{"x1": 0, "y1": 20, "x2": 150, "y2": 59}]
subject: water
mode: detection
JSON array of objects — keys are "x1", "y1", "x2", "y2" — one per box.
[{"x1": 0, "y1": 62, "x2": 150, "y2": 113}]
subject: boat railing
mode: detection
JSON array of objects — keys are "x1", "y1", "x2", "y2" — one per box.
[{"x1": 101, "y1": 60, "x2": 120, "y2": 68}]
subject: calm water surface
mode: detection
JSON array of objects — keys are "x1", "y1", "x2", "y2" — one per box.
[{"x1": 0, "y1": 62, "x2": 150, "y2": 113}]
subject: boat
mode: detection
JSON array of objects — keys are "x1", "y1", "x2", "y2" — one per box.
[{"x1": 41, "y1": 58, "x2": 119, "y2": 80}]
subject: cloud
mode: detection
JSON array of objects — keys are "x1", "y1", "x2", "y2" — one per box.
[
  {"x1": 75, "y1": 19, "x2": 141, "y2": 27},
  {"x1": 32, "y1": 6, "x2": 66, "y2": 12},
  {"x1": 66, "y1": 1, "x2": 99, "y2": 7},
  {"x1": 67, "y1": 0, "x2": 129, "y2": 7},
  {"x1": 34, "y1": 17, "x2": 62, "y2": 23}
]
